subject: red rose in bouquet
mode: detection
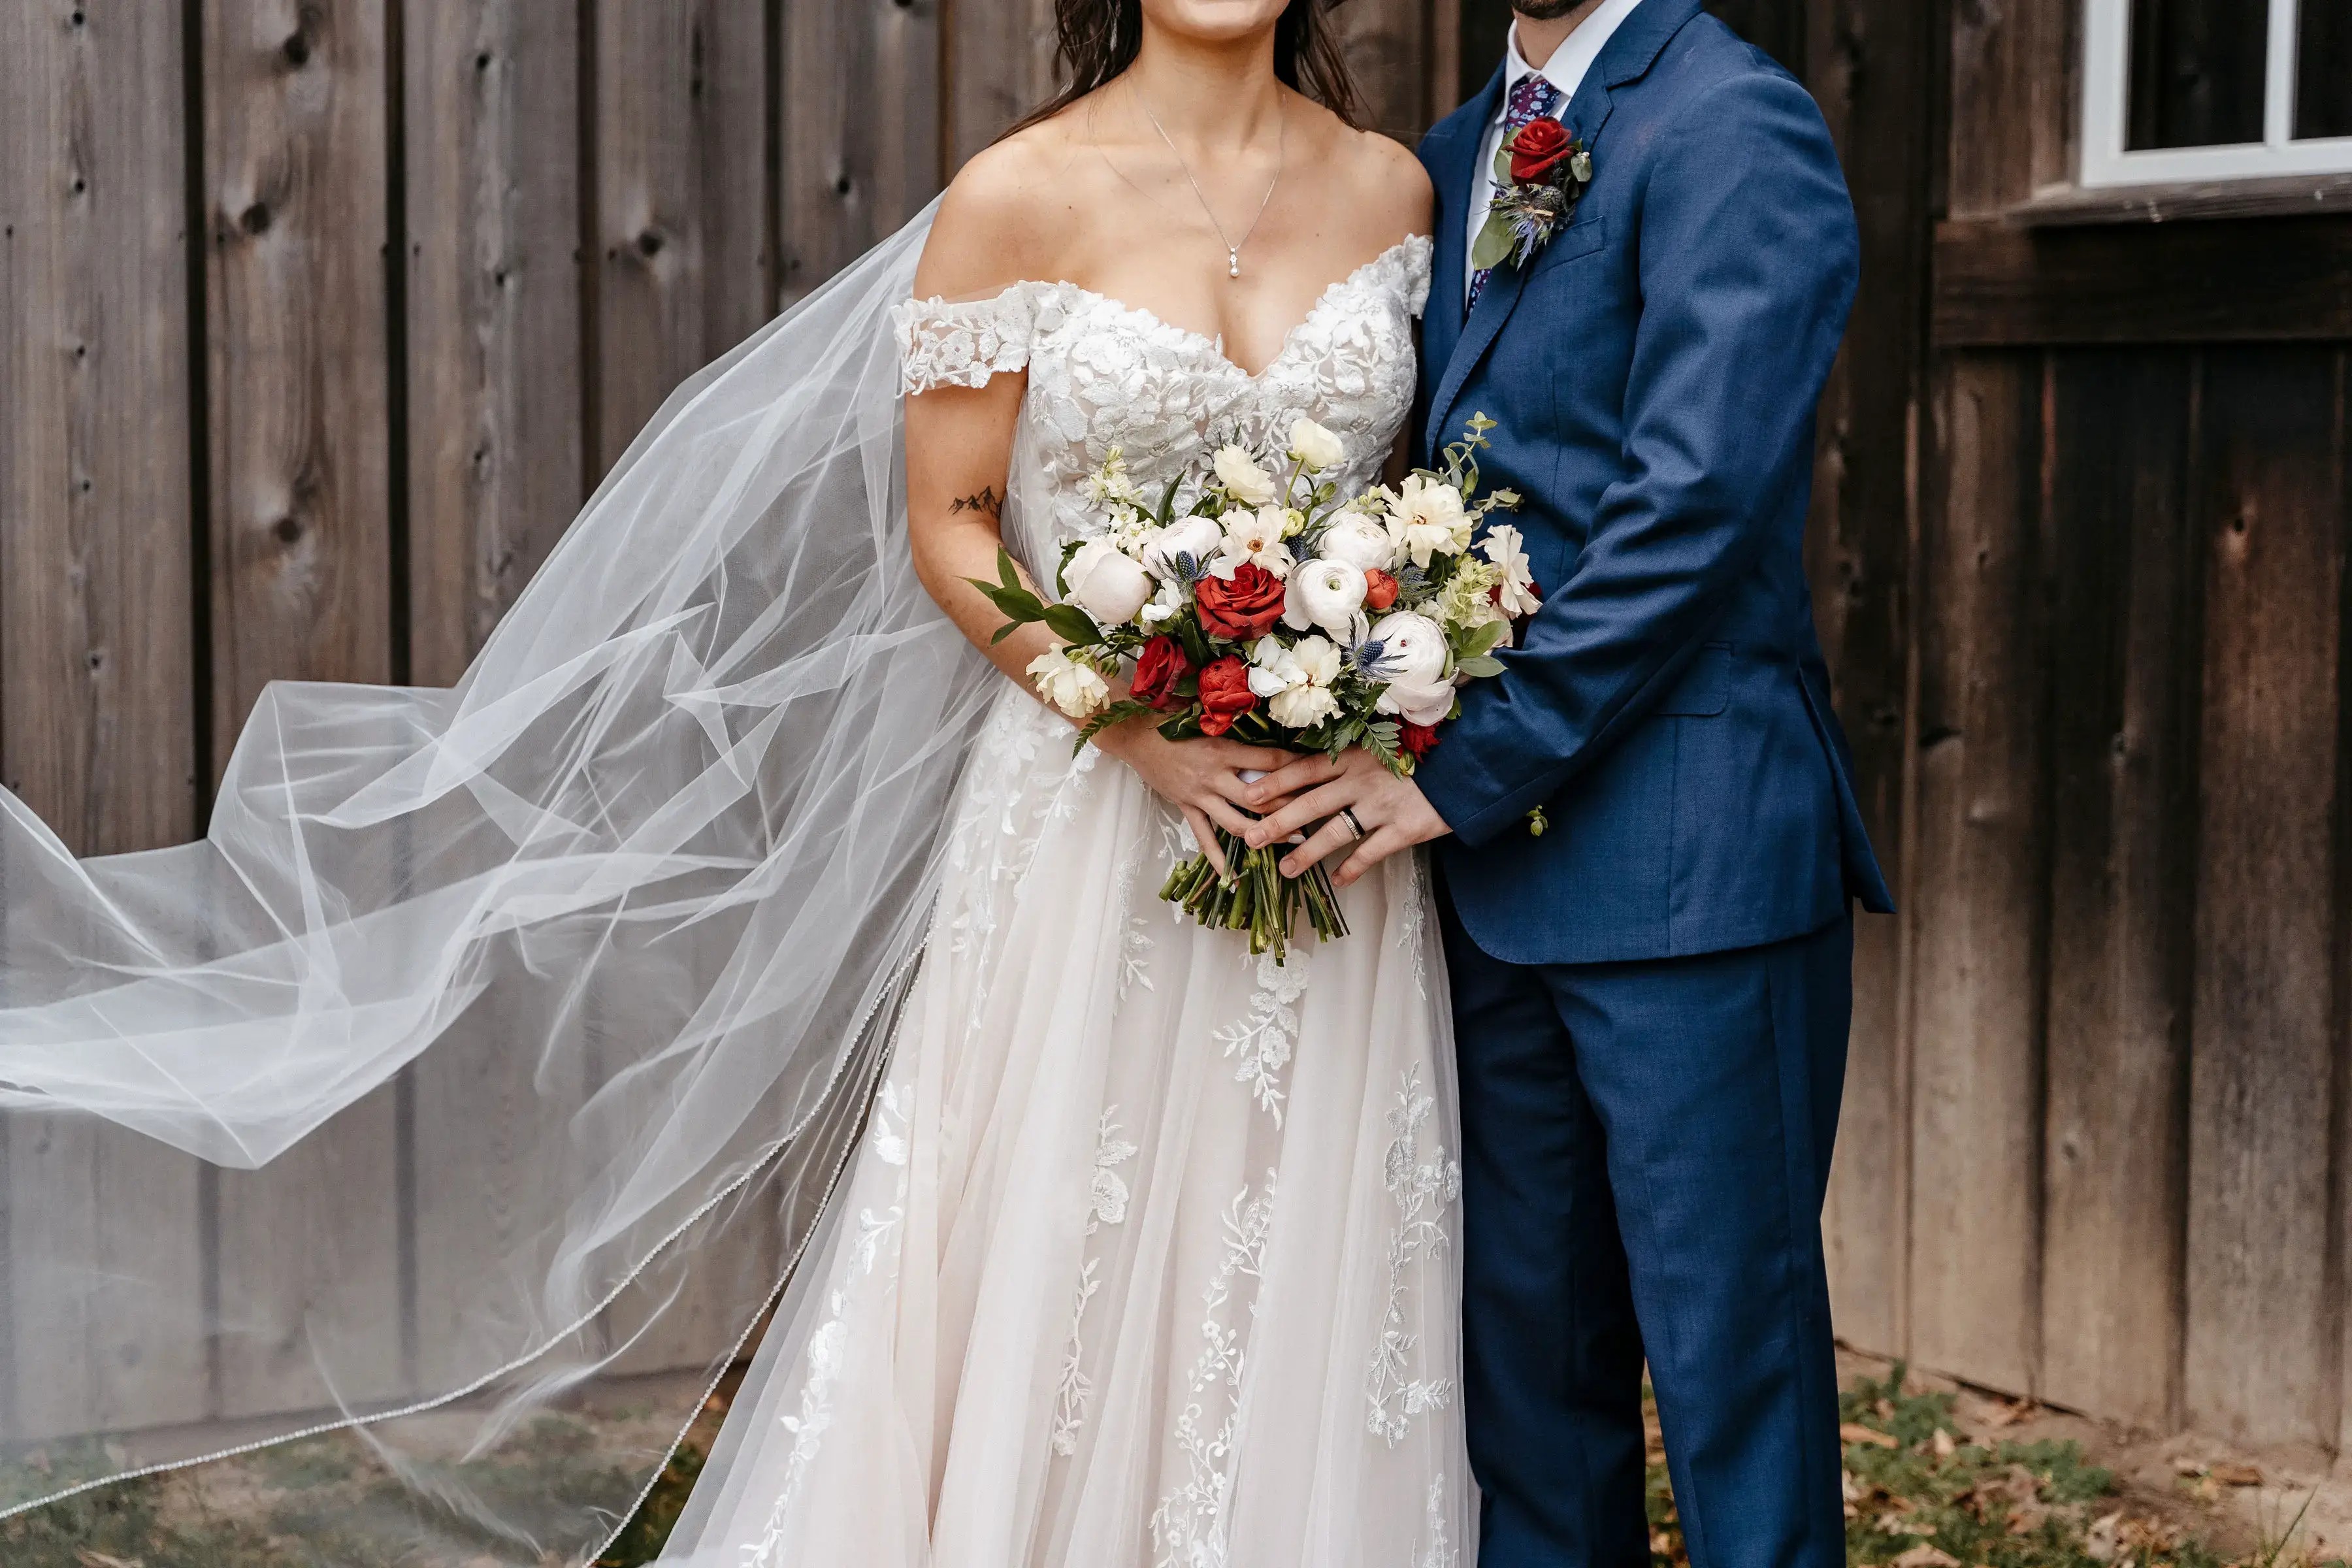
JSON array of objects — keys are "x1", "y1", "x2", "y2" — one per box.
[
  {"x1": 1130, "y1": 635, "x2": 1193, "y2": 710},
  {"x1": 1509, "y1": 117, "x2": 1574, "y2": 184},
  {"x1": 1196, "y1": 656, "x2": 1258, "y2": 736},
  {"x1": 1195, "y1": 563, "x2": 1288, "y2": 640}
]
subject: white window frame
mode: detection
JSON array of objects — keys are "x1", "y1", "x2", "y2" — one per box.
[{"x1": 2081, "y1": 0, "x2": 2352, "y2": 187}]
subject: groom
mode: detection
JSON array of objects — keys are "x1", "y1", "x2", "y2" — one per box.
[{"x1": 1247, "y1": 0, "x2": 1894, "y2": 1563}]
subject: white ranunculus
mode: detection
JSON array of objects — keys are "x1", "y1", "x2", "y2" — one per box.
[
  {"x1": 1365, "y1": 611, "x2": 1450, "y2": 685},
  {"x1": 1214, "y1": 444, "x2": 1281, "y2": 506},
  {"x1": 1288, "y1": 416, "x2": 1347, "y2": 472},
  {"x1": 1481, "y1": 523, "x2": 1542, "y2": 617},
  {"x1": 1029, "y1": 645, "x2": 1109, "y2": 718},
  {"x1": 1247, "y1": 634, "x2": 1342, "y2": 730},
  {"x1": 1215, "y1": 505, "x2": 1296, "y2": 579},
  {"x1": 1317, "y1": 510, "x2": 1401, "y2": 574},
  {"x1": 1386, "y1": 474, "x2": 1474, "y2": 568},
  {"x1": 1283, "y1": 557, "x2": 1369, "y2": 637},
  {"x1": 1376, "y1": 678, "x2": 1457, "y2": 728},
  {"x1": 1271, "y1": 681, "x2": 1341, "y2": 730},
  {"x1": 1063, "y1": 538, "x2": 1155, "y2": 626},
  {"x1": 1141, "y1": 514, "x2": 1224, "y2": 578}
]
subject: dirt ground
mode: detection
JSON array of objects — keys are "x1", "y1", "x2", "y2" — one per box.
[{"x1": 1837, "y1": 1348, "x2": 2352, "y2": 1568}]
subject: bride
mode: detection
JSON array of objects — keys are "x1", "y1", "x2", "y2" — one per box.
[
  {"x1": 659, "y1": 5, "x2": 1466, "y2": 1563},
  {"x1": 0, "y1": 1, "x2": 1460, "y2": 1563}
]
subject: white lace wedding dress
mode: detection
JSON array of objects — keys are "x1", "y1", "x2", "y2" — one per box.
[{"x1": 657, "y1": 237, "x2": 1471, "y2": 1568}]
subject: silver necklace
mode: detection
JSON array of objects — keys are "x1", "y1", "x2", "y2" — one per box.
[{"x1": 1132, "y1": 84, "x2": 1285, "y2": 279}]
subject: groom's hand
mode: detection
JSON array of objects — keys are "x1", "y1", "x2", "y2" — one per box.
[{"x1": 1243, "y1": 749, "x2": 1451, "y2": 888}]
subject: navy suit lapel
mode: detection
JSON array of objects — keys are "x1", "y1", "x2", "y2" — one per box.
[
  {"x1": 1426, "y1": 0, "x2": 1709, "y2": 455},
  {"x1": 1420, "y1": 69, "x2": 1503, "y2": 425}
]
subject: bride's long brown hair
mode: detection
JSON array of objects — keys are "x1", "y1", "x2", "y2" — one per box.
[{"x1": 1003, "y1": 0, "x2": 1364, "y2": 139}]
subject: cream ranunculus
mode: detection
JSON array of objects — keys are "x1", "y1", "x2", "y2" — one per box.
[
  {"x1": 1316, "y1": 510, "x2": 1401, "y2": 574},
  {"x1": 1481, "y1": 523, "x2": 1542, "y2": 617},
  {"x1": 1288, "y1": 416, "x2": 1347, "y2": 473},
  {"x1": 1214, "y1": 444, "x2": 1281, "y2": 506},
  {"x1": 1063, "y1": 537, "x2": 1155, "y2": 627},
  {"x1": 1028, "y1": 645, "x2": 1109, "y2": 718},
  {"x1": 1386, "y1": 474, "x2": 1474, "y2": 568},
  {"x1": 1365, "y1": 610, "x2": 1455, "y2": 726},
  {"x1": 1248, "y1": 634, "x2": 1343, "y2": 730},
  {"x1": 1282, "y1": 557, "x2": 1368, "y2": 637},
  {"x1": 1215, "y1": 505, "x2": 1296, "y2": 579},
  {"x1": 1141, "y1": 514, "x2": 1224, "y2": 578}
]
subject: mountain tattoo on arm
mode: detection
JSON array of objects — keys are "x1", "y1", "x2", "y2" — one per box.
[{"x1": 951, "y1": 486, "x2": 1004, "y2": 521}]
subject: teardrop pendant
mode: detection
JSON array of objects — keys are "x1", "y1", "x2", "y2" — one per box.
[{"x1": 1228, "y1": 248, "x2": 1241, "y2": 279}]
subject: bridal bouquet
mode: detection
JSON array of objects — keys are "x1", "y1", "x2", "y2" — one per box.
[{"x1": 970, "y1": 413, "x2": 1539, "y2": 959}]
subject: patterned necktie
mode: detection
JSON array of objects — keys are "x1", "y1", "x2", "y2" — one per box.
[{"x1": 1467, "y1": 74, "x2": 1567, "y2": 315}]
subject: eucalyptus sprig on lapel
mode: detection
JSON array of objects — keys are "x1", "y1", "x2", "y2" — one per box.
[{"x1": 1472, "y1": 116, "x2": 1595, "y2": 274}]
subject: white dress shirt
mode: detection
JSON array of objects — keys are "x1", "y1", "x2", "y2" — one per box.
[{"x1": 1465, "y1": 0, "x2": 1649, "y2": 305}]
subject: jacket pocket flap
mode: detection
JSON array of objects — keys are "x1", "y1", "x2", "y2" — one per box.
[
  {"x1": 1531, "y1": 215, "x2": 1610, "y2": 275},
  {"x1": 1653, "y1": 644, "x2": 1732, "y2": 717}
]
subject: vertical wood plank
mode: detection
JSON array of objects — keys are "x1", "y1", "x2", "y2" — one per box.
[
  {"x1": 593, "y1": 0, "x2": 772, "y2": 468},
  {"x1": 399, "y1": 0, "x2": 591, "y2": 1394},
  {"x1": 403, "y1": 0, "x2": 584, "y2": 687},
  {"x1": 1796, "y1": 0, "x2": 1935, "y2": 1360},
  {"x1": 2183, "y1": 346, "x2": 2342, "y2": 1450},
  {"x1": 2038, "y1": 350, "x2": 2198, "y2": 1430},
  {"x1": 1906, "y1": 352, "x2": 2049, "y2": 1397},
  {"x1": 0, "y1": 0, "x2": 209, "y2": 1442},
  {"x1": 591, "y1": 0, "x2": 770, "y2": 1371},
  {"x1": 1333, "y1": 0, "x2": 1431, "y2": 139},
  {"x1": 1945, "y1": 0, "x2": 2068, "y2": 218},
  {"x1": 777, "y1": 0, "x2": 942, "y2": 310},
  {"x1": 202, "y1": 0, "x2": 407, "y2": 1413},
  {"x1": 204, "y1": 0, "x2": 395, "y2": 753},
  {"x1": 944, "y1": 0, "x2": 1057, "y2": 170}
]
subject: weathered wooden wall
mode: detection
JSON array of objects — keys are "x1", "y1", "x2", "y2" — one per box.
[{"x1": 1, "y1": 0, "x2": 2345, "y2": 1455}]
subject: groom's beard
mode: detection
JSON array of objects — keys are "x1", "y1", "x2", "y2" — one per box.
[{"x1": 1513, "y1": 0, "x2": 1600, "y2": 18}]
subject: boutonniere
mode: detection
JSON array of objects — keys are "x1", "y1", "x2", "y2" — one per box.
[{"x1": 1472, "y1": 116, "x2": 1595, "y2": 273}]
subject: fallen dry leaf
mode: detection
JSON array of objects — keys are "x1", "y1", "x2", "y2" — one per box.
[
  {"x1": 1932, "y1": 1428, "x2": 1958, "y2": 1459},
  {"x1": 2087, "y1": 1510, "x2": 2125, "y2": 1561},
  {"x1": 74, "y1": 1552, "x2": 144, "y2": 1568},
  {"x1": 2208, "y1": 1462, "x2": 2262, "y2": 1487},
  {"x1": 1842, "y1": 1422, "x2": 1901, "y2": 1449},
  {"x1": 1893, "y1": 1545, "x2": 1960, "y2": 1568}
]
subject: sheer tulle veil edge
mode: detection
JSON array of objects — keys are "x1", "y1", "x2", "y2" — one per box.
[{"x1": 0, "y1": 199, "x2": 981, "y2": 1561}]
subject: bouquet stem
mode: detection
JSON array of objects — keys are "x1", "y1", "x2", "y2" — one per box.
[{"x1": 1159, "y1": 823, "x2": 1349, "y2": 964}]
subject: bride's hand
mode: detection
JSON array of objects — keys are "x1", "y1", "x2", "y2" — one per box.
[{"x1": 1092, "y1": 719, "x2": 1294, "y2": 880}]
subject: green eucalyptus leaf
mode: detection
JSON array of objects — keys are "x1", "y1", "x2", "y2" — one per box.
[
  {"x1": 1041, "y1": 604, "x2": 1105, "y2": 646},
  {"x1": 1471, "y1": 218, "x2": 1517, "y2": 273},
  {"x1": 1456, "y1": 654, "x2": 1506, "y2": 679}
]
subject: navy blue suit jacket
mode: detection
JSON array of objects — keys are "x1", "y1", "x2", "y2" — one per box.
[{"x1": 1413, "y1": 0, "x2": 1893, "y2": 966}]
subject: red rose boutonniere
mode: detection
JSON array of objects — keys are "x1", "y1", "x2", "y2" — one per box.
[{"x1": 1473, "y1": 116, "x2": 1595, "y2": 274}]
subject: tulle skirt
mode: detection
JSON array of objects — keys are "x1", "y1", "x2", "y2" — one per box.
[{"x1": 657, "y1": 689, "x2": 1473, "y2": 1566}]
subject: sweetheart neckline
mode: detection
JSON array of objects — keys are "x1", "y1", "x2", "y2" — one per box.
[{"x1": 1004, "y1": 234, "x2": 1430, "y2": 382}]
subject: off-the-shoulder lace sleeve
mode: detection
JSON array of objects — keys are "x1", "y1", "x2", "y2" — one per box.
[
  {"x1": 893, "y1": 286, "x2": 1037, "y2": 395},
  {"x1": 1397, "y1": 235, "x2": 1435, "y2": 321}
]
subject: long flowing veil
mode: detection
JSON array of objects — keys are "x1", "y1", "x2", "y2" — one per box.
[{"x1": 0, "y1": 199, "x2": 987, "y2": 1562}]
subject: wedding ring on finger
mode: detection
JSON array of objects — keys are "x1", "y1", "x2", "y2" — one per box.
[{"x1": 1339, "y1": 806, "x2": 1367, "y2": 841}]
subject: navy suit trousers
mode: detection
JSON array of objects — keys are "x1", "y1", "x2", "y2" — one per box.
[{"x1": 1439, "y1": 883, "x2": 1853, "y2": 1568}]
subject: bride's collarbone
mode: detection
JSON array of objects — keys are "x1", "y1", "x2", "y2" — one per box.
[{"x1": 1043, "y1": 242, "x2": 1403, "y2": 374}]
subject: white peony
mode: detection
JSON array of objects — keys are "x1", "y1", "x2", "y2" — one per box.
[
  {"x1": 1214, "y1": 444, "x2": 1281, "y2": 506},
  {"x1": 1215, "y1": 505, "x2": 1296, "y2": 579},
  {"x1": 1288, "y1": 416, "x2": 1347, "y2": 472},
  {"x1": 1386, "y1": 474, "x2": 1475, "y2": 568},
  {"x1": 1481, "y1": 523, "x2": 1542, "y2": 617},
  {"x1": 1140, "y1": 514, "x2": 1224, "y2": 578},
  {"x1": 1377, "y1": 678, "x2": 1456, "y2": 727},
  {"x1": 1316, "y1": 510, "x2": 1401, "y2": 574},
  {"x1": 1283, "y1": 557, "x2": 1369, "y2": 637},
  {"x1": 1063, "y1": 537, "x2": 1155, "y2": 626},
  {"x1": 1247, "y1": 635, "x2": 1343, "y2": 730},
  {"x1": 1029, "y1": 645, "x2": 1109, "y2": 719}
]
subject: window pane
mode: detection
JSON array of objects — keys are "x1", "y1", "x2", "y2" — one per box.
[
  {"x1": 2298, "y1": 0, "x2": 2352, "y2": 139},
  {"x1": 2127, "y1": 0, "x2": 2269, "y2": 149}
]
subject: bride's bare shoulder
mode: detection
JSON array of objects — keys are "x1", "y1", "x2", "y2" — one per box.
[
  {"x1": 915, "y1": 112, "x2": 1099, "y2": 301},
  {"x1": 1293, "y1": 99, "x2": 1436, "y2": 247}
]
